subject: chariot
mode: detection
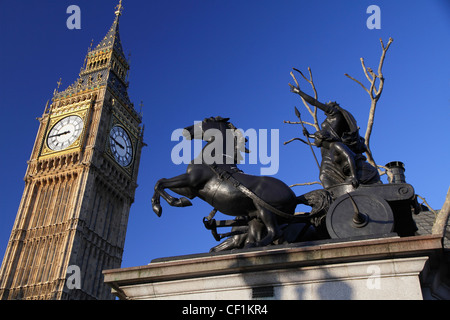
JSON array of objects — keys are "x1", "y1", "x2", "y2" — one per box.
[{"x1": 202, "y1": 161, "x2": 421, "y2": 250}]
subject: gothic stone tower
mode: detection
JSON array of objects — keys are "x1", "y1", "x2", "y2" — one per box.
[{"x1": 0, "y1": 2, "x2": 144, "y2": 300}]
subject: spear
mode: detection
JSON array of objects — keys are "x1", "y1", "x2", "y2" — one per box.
[{"x1": 294, "y1": 106, "x2": 321, "y2": 171}]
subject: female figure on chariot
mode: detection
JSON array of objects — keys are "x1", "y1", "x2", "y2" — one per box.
[{"x1": 290, "y1": 85, "x2": 380, "y2": 188}]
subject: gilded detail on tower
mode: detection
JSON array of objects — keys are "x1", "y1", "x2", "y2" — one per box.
[{"x1": 39, "y1": 103, "x2": 91, "y2": 158}]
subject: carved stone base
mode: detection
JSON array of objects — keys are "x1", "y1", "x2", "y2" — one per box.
[{"x1": 103, "y1": 235, "x2": 442, "y2": 300}]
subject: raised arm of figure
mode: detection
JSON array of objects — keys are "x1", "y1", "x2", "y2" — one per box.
[{"x1": 289, "y1": 84, "x2": 336, "y2": 115}]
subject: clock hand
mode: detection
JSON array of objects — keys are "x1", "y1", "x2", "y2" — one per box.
[
  {"x1": 110, "y1": 136, "x2": 125, "y2": 149},
  {"x1": 49, "y1": 130, "x2": 71, "y2": 138}
]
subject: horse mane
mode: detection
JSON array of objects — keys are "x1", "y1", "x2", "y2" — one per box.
[
  {"x1": 200, "y1": 116, "x2": 250, "y2": 164},
  {"x1": 205, "y1": 116, "x2": 250, "y2": 153}
]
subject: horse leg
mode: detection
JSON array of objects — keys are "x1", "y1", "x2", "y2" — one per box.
[
  {"x1": 209, "y1": 232, "x2": 247, "y2": 252},
  {"x1": 152, "y1": 174, "x2": 193, "y2": 216},
  {"x1": 244, "y1": 218, "x2": 265, "y2": 248},
  {"x1": 151, "y1": 191, "x2": 162, "y2": 217},
  {"x1": 252, "y1": 204, "x2": 281, "y2": 247}
]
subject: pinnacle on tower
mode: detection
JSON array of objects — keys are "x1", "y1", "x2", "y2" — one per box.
[
  {"x1": 53, "y1": 0, "x2": 132, "y2": 111},
  {"x1": 115, "y1": 0, "x2": 123, "y2": 17},
  {"x1": 94, "y1": 0, "x2": 127, "y2": 61}
]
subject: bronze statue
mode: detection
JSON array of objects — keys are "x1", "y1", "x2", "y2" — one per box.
[
  {"x1": 152, "y1": 117, "x2": 322, "y2": 249},
  {"x1": 151, "y1": 77, "x2": 421, "y2": 252},
  {"x1": 289, "y1": 85, "x2": 419, "y2": 238}
]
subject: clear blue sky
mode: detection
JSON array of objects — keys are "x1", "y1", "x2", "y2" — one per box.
[{"x1": 0, "y1": 0, "x2": 449, "y2": 269}]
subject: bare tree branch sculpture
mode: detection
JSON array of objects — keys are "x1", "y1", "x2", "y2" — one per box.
[
  {"x1": 289, "y1": 181, "x2": 323, "y2": 188},
  {"x1": 345, "y1": 37, "x2": 393, "y2": 169},
  {"x1": 285, "y1": 38, "x2": 394, "y2": 187},
  {"x1": 284, "y1": 67, "x2": 323, "y2": 187},
  {"x1": 432, "y1": 187, "x2": 450, "y2": 236},
  {"x1": 284, "y1": 68, "x2": 320, "y2": 133}
]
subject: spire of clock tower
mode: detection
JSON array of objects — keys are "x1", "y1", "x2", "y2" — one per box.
[
  {"x1": 93, "y1": 0, "x2": 126, "y2": 62},
  {"x1": 54, "y1": 0, "x2": 138, "y2": 119}
]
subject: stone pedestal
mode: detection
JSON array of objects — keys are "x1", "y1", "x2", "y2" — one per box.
[{"x1": 103, "y1": 235, "x2": 442, "y2": 300}]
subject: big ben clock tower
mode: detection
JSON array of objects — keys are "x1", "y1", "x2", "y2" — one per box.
[{"x1": 0, "y1": 1, "x2": 144, "y2": 300}]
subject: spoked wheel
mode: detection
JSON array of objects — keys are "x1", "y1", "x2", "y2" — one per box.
[{"x1": 326, "y1": 192, "x2": 394, "y2": 239}]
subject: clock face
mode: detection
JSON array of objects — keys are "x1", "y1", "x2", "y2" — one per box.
[
  {"x1": 109, "y1": 125, "x2": 133, "y2": 167},
  {"x1": 47, "y1": 115, "x2": 84, "y2": 151}
]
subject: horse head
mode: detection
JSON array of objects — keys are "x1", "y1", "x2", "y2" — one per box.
[
  {"x1": 183, "y1": 116, "x2": 229, "y2": 140},
  {"x1": 183, "y1": 116, "x2": 250, "y2": 164}
]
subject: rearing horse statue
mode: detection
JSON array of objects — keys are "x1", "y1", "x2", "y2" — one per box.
[{"x1": 152, "y1": 116, "x2": 307, "y2": 248}]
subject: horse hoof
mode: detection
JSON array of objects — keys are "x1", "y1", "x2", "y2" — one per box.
[{"x1": 152, "y1": 204, "x2": 162, "y2": 217}]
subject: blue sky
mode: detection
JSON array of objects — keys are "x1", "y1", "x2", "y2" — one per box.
[{"x1": 0, "y1": 0, "x2": 449, "y2": 269}]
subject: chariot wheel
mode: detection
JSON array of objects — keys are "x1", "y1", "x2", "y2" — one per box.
[{"x1": 326, "y1": 192, "x2": 394, "y2": 239}]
